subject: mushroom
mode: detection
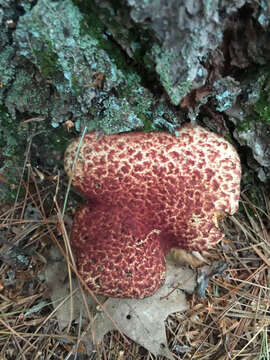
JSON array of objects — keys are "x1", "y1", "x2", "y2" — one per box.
[
  {"x1": 64, "y1": 124, "x2": 241, "y2": 298},
  {"x1": 71, "y1": 203, "x2": 166, "y2": 298}
]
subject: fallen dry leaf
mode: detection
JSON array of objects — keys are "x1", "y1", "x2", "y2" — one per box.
[
  {"x1": 45, "y1": 246, "x2": 196, "y2": 358},
  {"x1": 45, "y1": 246, "x2": 105, "y2": 330},
  {"x1": 92, "y1": 263, "x2": 196, "y2": 359}
]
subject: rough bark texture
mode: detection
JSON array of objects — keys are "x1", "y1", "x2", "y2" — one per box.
[{"x1": 0, "y1": 0, "x2": 270, "y2": 202}]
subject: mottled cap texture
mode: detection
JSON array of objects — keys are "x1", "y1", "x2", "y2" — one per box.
[
  {"x1": 65, "y1": 124, "x2": 241, "y2": 297},
  {"x1": 72, "y1": 203, "x2": 166, "y2": 298}
]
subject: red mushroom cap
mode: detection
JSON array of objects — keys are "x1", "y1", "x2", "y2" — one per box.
[
  {"x1": 65, "y1": 124, "x2": 241, "y2": 297},
  {"x1": 72, "y1": 202, "x2": 166, "y2": 298}
]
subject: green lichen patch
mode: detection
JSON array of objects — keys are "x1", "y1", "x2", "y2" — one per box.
[
  {"x1": 252, "y1": 77, "x2": 270, "y2": 126},
  {"x1": 32, "y1": 42, "x2": 61, "y2": 79},
  {"x1": 0, "y1": 106, "x2": 28, "y2": 201},
  {"x1": 5, "y1": 67, "x2": 51, "y2": 117},
  {"x1": 74, "y1": 0, "x2": 136, "y2": 70},
  {"x1": 236, "y1": 66, "x2": 270, "y2": 132},
  {"x1": 0, "y1": 47, "x2": 15, "y2": 103},
  {"x1": 239, "y1": 165, "x2": 267, "y2": 217},
  {"x1": 0, "y1": 106, "x2": 27, "y2": 163},
  {"x1": 152, "y1": 44, "x2": 192, "y2": 105},
  {"x1": 0, "y1": 105, "x2": 74, "y2": 202},
  {"x1": 10, "y1": 0, "x2": 158, "y2": 134},
  {"x1": 235, "y1": 116, "x2": 253, "y2": 132}
]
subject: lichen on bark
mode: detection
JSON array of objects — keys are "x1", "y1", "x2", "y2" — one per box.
[
  {"x1": 1, "y1": 0, "x2": 270, "y2": 204},
  {"x1": 10, "y1": 0, "x2": 175, "y2": 134}
]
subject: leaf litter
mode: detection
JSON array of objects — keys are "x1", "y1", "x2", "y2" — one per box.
[
  {"x1": 1, "y1": 161, "x2": 270, "y2": 359},
  {"x1": 45, "y1": 247, "x2": 196, "y2": 359}
]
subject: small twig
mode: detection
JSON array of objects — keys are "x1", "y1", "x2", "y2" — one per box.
[{"x1": 61, "y1": 126, "x2": 88, "y2": 218}]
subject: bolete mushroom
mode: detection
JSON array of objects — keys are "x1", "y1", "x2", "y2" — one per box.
[{"x1": 64, "y1": 124, "x2": 241, "y2": 298}]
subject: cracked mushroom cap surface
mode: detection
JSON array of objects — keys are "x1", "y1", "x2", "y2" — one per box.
[
  {"x1": 72, "y1": 202, "x2": 166, "y2": 298},
  {"x1": 65, "y1": 124, "x2": 241, "y2": 255}
]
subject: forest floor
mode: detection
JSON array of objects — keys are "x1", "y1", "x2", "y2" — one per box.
[{"x1": 0, "y1": 162, "x2": 269, "y2": 360}]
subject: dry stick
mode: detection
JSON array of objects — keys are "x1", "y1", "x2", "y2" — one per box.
[
  {"x1": 231, "y1": 215, "x2": 268, "y2": 248},
  {"x1": 20, "y1": 162, "x2": 31, "y2": 221},
  {"x1": 11, "y1": 133, "x2": 129, "y2": 355},
  {"x1": 0, "y1": 183, "x2": 59, "y2": 226},
  {"x1": 213, "y1": 278, "x2": 270, "y2": 307},
  {"x1": 160, "y1": 273, "x2": 194, "y2": 300},
  {"x1": 14, "y1": 175, "x2": 71, "y2": 356},
  {"x1": 228, "y1": 270, "x2": 265, "y2": 358},
  {"x1": 0, "y1": 330, "x2": 76, "y2": 341},
  {"x1": 21, "y1": 167, "x2": 72, "y2": 334},
  {"x1": 18, "y1": 116, "x2": 45, "y2": 128},
  {"x1": 27, "y1": 162, "x2": 130, "y2": 348},
  {"x1": 190, "y1": 301, "x2": 237, "y2": 359},
  {"x1": 253, "y1": 287, "x2": 264, "y2": 333},
  {"x1": 58, "y1": 128, "x2": 133, "y2": 354},
  {"x1": 54, "y1": 197, "x2": 97, "y2": 346},
  {"x1": 0, "y1": 317, "x2": 37, "y2": 351},
  {"x1": 251, "y1": 244, "x2": 270, "y2": 267},
  {"x1": 61, "y1": 126, "x2": 87, "y2": 218},
  {"x1": 0, "y1": 173, "x2": 12, "y2": 185},
  {"x1": 228, "y1": 214, "x2": 270, "y2": 284},
  {"x1": 0, "y1": 136, "x2": 35, "y2": 359},
  {"x1": 225, "y1": 197, "x2": 269, "y2": 358},
  {"x1": 241, "y1": 194, "x2": 270, "y2": 248},
  {"x1": 224, "y1": 259, "x2": 266, "y2": 357},
  {"x1": 23, "y1": 223, "x2": 58, "y2": 248},
  {"x1": 227, "y1": 276, "x2": 270, "y2": 292},
  {"x1": 73, "y1": 310, "x2": 83, "y2": 360},
  {"x1": 54, "y1": 189, "x2": 133, "y2": 357},
  {"x1": 7, "y1": 127, "x2": 40, "y2": 235},
  {"x1": 13, "y1": 336, "x2": 27, "y2": 360},
  {"x1": 219, "y1": 264, "x2": 267, "y2": 301},
  {"x1": 20, "y1": 287, "x2": 80, "y2": 357},
  {"x1": 108, "y1": 332, "x2": 142, "y2": 360},
  {"x1": 242, "y1": 192, "x2": 270, "y2": 222},
  {"x1": 55, "y1": 129, "x2": 100, "y2": 356},
  {"x1": 227, "y1": 304, "x2": 253, "y2": 357},
  {"x1": 214, "y1": 279, "x2": 270, "y2": 306},
  {"x1": 240, "y1": 189, "x2": 269, "y2": 217},
  {"x1": 0, "y1": 219, "x2": 51, "y2": 227},
  {"x1": 55, "y1": 127, "x2": 88, "y2": 336},
  {"x1": 231, "y1": 327, "x2": 265, "y2": 360},
  {"x1": 54, "y1": 199, "x2": 74, "y2": 334},
  {"x1": 191, "y1": 265, "x2": 268, "y2": 358},
  {"x1": 263, "y1": 192, "x2": 270, "y2": 216}
]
